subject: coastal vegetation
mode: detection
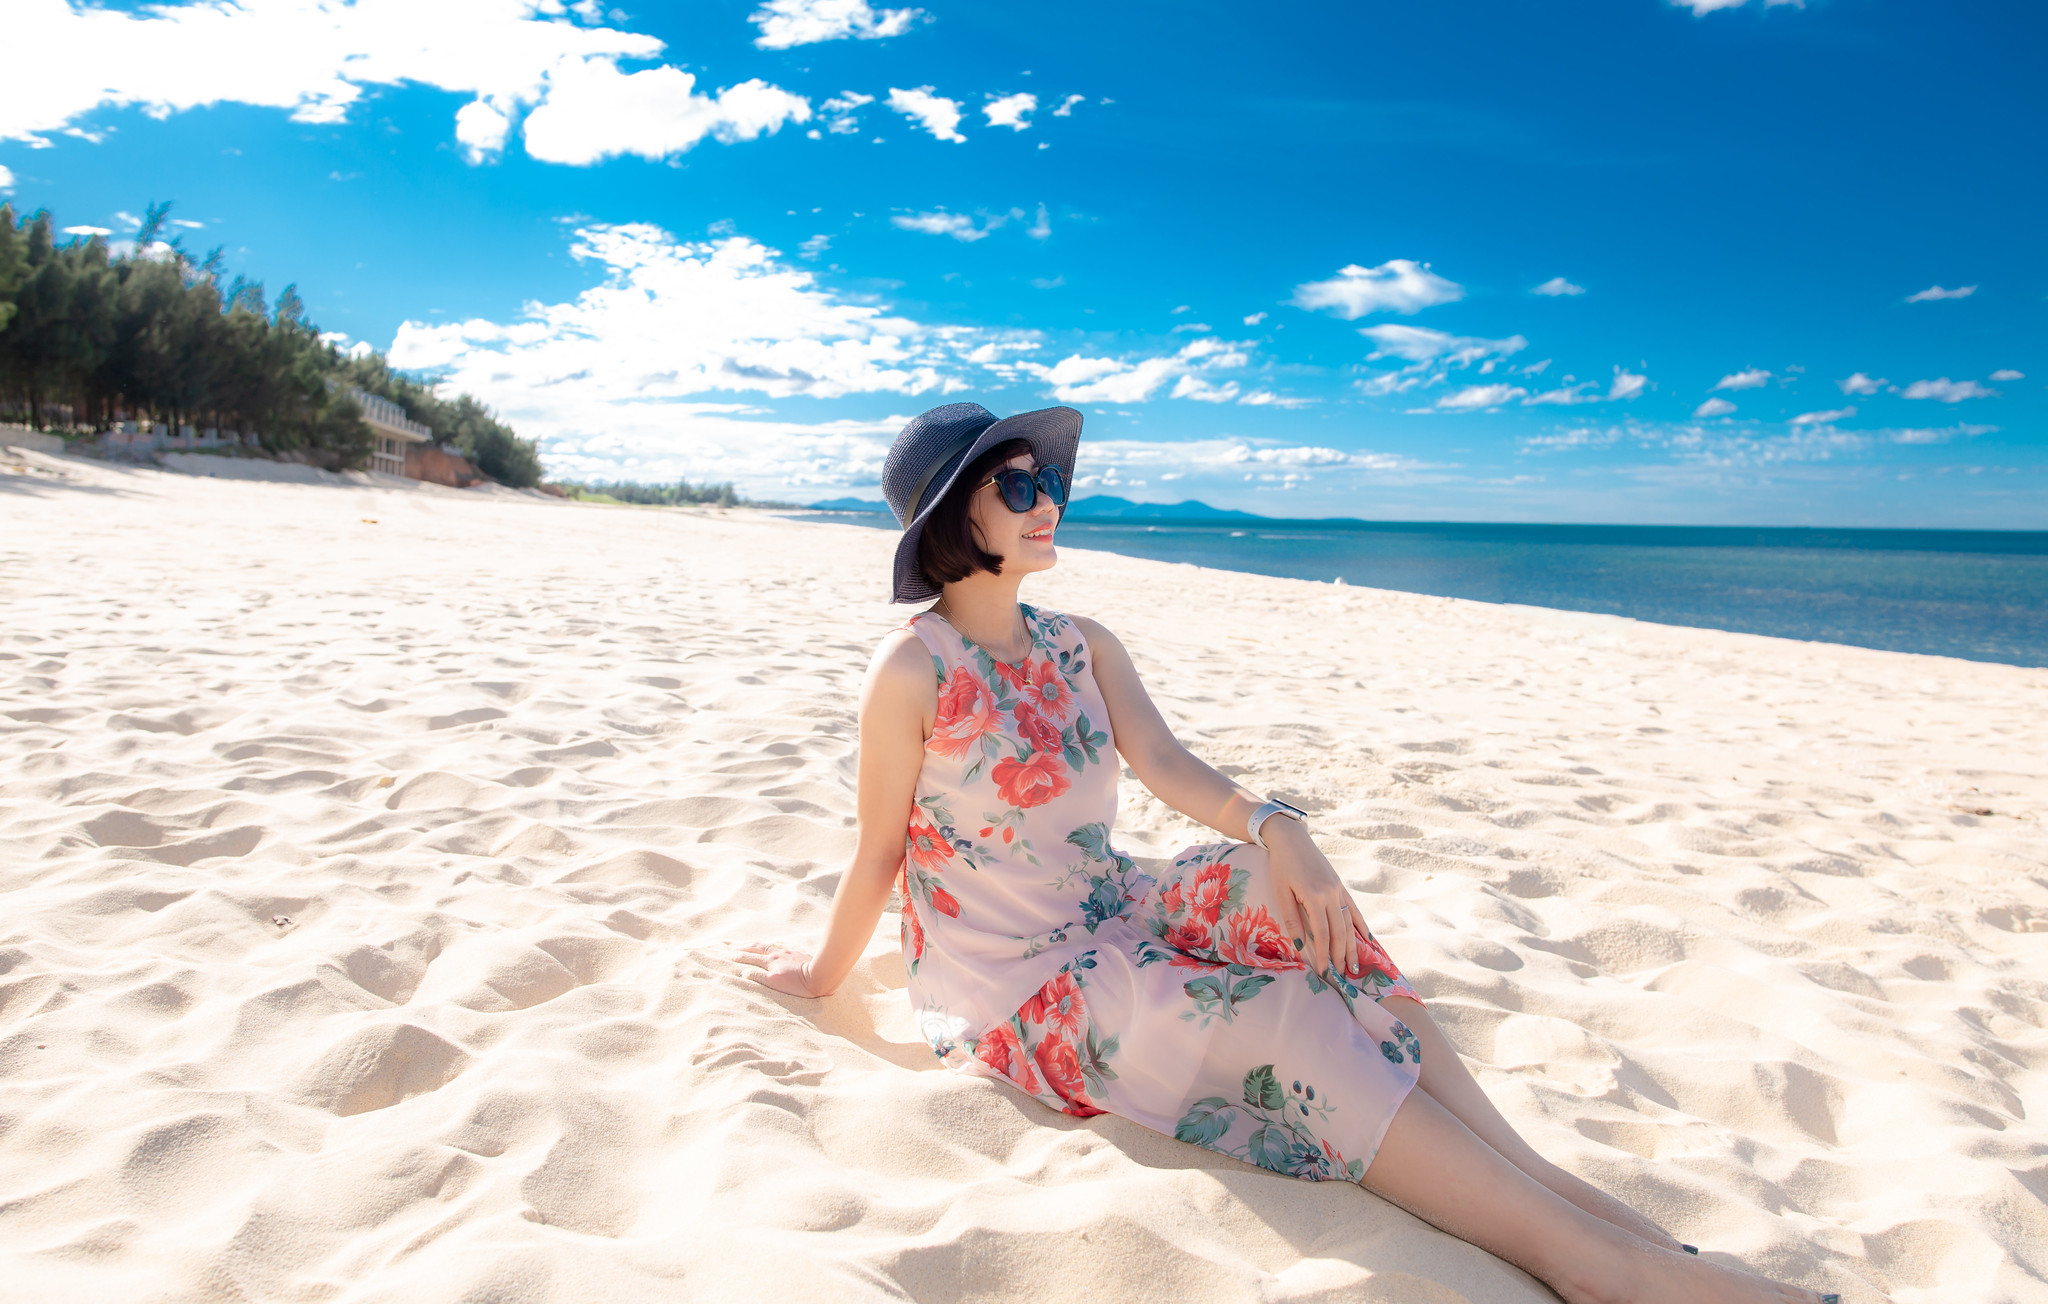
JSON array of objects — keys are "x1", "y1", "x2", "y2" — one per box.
[
  {"x1": 0, "y1": 202, "x2": 541, "y2": 486},
  {"x1": 553, "y1": 478, "x2": 799, "y2": 509}
]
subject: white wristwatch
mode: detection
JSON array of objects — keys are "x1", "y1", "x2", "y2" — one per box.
[{"x1": 1245, "y1": 798, "x2": 1308, "y2": 850}]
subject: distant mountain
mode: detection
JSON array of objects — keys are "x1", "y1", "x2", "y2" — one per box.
[
  {"x1": 801, "y1": 493, "x2": 1263, "y2": 522},
  {"x1": 807, "y1": 497, "x2": 892, "y2": 513},
  {"x1": 1062, "y1": 495, "x2": 1264, "y2": 521}
]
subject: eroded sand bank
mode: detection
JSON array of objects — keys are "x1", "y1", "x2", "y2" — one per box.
[{"x1": 2, "y1": 448, "x2": 2044, "y2": 1303}]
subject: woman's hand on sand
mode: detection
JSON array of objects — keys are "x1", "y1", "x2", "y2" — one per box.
[
  {"x1": 1261, "y1": 820, "x2": 1371, "y2": 981},
  {"x1": 730, "y1": 943, "x2": 824, "y2": 998}
]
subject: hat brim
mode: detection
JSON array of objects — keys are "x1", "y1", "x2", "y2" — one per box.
[{"x1": 889, "y1": 406, "x2": 1082, "y2": 604}]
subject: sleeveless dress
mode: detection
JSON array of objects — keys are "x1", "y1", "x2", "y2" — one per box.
[{"x1": 896, "y1": 605, "x2": 1423, "y2": 1183}]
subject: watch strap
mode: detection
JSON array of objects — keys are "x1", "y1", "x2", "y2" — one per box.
[{"x1": 1245, "y1": 799, "x2": 1306, "y2": 850}]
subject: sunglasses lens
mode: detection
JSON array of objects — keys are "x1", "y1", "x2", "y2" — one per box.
[
  {"x1": 1037, "y1": 465, "x2": 1067, "y2": 507},
  {"x1": 996, "y1": 469, "x2": 1036, "y2": 512}
]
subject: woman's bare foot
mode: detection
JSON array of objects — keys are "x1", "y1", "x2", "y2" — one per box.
[{"x1": 1564, "y1": 1240, "x2": 1840, "y2": 1304}]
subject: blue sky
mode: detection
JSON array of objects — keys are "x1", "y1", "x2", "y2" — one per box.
[{"x1": 5, "y1": 0, "x2": 2042, "y2": 525}]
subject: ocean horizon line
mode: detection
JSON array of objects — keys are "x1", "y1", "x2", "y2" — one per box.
[{"x1": 799, "y1": 494, "x2": 2048, "y2": 551}]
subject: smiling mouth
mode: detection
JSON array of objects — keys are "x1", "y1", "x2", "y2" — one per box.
[{"x1": 1024, "y1": 526, "x2": 1055, "y2": 540}]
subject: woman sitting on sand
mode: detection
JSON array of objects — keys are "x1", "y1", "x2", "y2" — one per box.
[{"x1": 737, "y1": 403, "x2": 1838, "y2": 1304}]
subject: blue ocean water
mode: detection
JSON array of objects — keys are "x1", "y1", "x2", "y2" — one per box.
[{"x1": 788, "y1": 511, "x2": 2048, "y2": 667}]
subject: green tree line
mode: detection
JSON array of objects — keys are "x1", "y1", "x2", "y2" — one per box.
[
  {"x1": 0, "y1": 202, "x2": 542, "y2": 486},
  {"x1": 551, "y1": 479, "x2": 800, "y2": 509},
  {"x1": 555, "y1": 478, "x2": 744, "y2": 507}
]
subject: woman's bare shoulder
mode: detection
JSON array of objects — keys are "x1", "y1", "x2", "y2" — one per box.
[
  {"x1": 866, "y1": 624, "x2": 938, "y2": 691},
  {"x1": 1067, "y1": 613, "x2": 1127, "y2": 656}
]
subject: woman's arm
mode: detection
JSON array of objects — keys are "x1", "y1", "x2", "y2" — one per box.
[
  {"x1": 1074, "y1": 614, "x2": 1372, "y2": 983},
  {"x1": 733, "y1": 629, "x2": 934, "y2": 998}
]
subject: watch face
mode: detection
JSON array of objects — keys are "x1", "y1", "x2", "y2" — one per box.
[{"x1": 1274, "y1": 800, "x2": 1308, "y2": 821}]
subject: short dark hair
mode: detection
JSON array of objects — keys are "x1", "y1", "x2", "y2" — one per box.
[{"x1": 915, "y1": 437, "x2": 1036, "y2": 590}]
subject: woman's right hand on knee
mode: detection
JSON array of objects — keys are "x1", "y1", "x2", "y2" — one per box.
[{"x1": 1261, "y1": 819, "x2": 1370, "y2": 981}]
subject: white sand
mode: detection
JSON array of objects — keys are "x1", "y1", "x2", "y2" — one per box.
[{"x1": 2, "y1": 445, "x2": 2044, "y2": 1303}]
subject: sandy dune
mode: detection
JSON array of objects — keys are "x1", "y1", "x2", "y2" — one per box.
[{"x1": 2, "y1": 445, "x2": 2044, "y2": 1303}]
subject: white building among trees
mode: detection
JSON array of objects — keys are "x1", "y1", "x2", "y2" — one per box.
[{"x1": 353, "y1": 388, "x2": 432, "y2": 476}]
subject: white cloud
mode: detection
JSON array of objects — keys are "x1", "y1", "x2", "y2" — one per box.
[
  {"x1": 1243, "y1": 311, "x2": 1268, "y2": 326},
  {"x1": 1693, "y1": 397, "x2": 1737, "y2": 417},
  {"x1": 798, "y1": 234, "x2": 831, "y2": 259},
  {"x1": 750, "y1": 0, "x2": 920, "y2": 49},
  {"x1": 1712, "y1": 368, "x2": 1772, "y2": 391},
  {"x1": 62, "y1": 224, "x2": 113, "y2": 236},
  {"x1": 1669, "y1": 0, "x2": 1807, "y2": 14},
  {"x1": 1531, "y1": 276, "x2": 1585, "y2": 297},
  {"x1": 521, "y1": 62, "x2": 809, "y2": 166},
  {"x1": 1789, "y1": 406, "x2": 1855, "y2": 425},
  {"x1": 889, "y1": 207, "x2": 1029, "y2": 241},
  {"x1": 454, "y1": 97, "x2": 512, "y2": 162},
  {"x1": 1524, "y1": 415, "x2": 1993, "y2": 467},
  {"x1": 1521, "y1": 367, "x2": 1644, "y2": 408},
  {"x1": 983, "y1": 92, "x2": 1035, "y2": 131},
  {"x1": 1527, "y1": 382, "x2": 1598, "y2": 406},
  {"x1": 1170, "y1": 376, "x2": 1240, "y2": 403},
  {"x1": 891, "y1": 210, "x2": 985, "y2": 241},
  {"x1": 1023, "y1": 337, "x2": 1249, "y2": 404},
  {"x1": 1429, "y1": 384, "x2": 1527, "y2": 412},
  {"x1": 1073, "y1": 438, "x2": 1427, "y2": 493},
  {"x1": 1233, "y1": 390, "x2": 1315, "y2": 408},
  {"x1": 1990, "y1": 369, "x2": 2024, "y2": 382},
  {"x1": 1291, "y1": 260, "x2": 1463, "y2": 319},
  {"x1": 1026, "y1": 203, "x2": 1050, "y2": 240},
  {"x1": 1357, "y1": 325, "x2": 1529, "y2": 399},
  {"x1": 1052, "y1": 94, "x2": 1085, "y2": 117},
  {"x1": 1901, "y1": 377, "x2": 1995, "y2": 402},
  {"x1": 886, "y1": 86, "x2": 964, "y2": 142},
  {"x1": 1, "y1": 0, "x2": 809, "y2": 168},
  {"x1": 0, "y1": 163, "x2": 12, "y2": 190},
  {"x1": 1837, "y1": 372, "x2": 1886, "y2": 396},
  {"x1": 387, "y1": 224, "x2": 979, "y2": 462},
  {"x1": 1905, "y1": 284, "x2": 1976, "y2": 303},
  {"x1": 1359, "y1": 324, "x2": 1525, "y2": 365},
  {"x1": 1606, "y1": 367, "x2": 1648, "y2": 401},
  {"x1": 1887, "y1": 423, "x2": 1995, "y2": 445},
  {"x1": 819, "y1": 91, "x2": 873, "y2": 134}
]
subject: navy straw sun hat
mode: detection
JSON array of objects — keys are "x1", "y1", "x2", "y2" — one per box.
[{"x1": 881, "y1": 402, "x2": 1083, "y2": 604}]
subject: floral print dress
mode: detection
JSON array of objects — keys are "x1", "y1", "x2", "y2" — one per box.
[{"x1": 897, "y1": 605, "x2": 1422, "y2": 1184}]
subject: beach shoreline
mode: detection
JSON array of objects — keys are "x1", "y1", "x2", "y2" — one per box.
[{"x1": 3, "y1": 452, "x2": 2044, "y2": 1302}]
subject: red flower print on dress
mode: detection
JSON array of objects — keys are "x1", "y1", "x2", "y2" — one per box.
[
  {"x1": 1356, "y1": 929, "x2": 1400, "y2": 983},
  {"x1": 1021, "y1": 970, "x2": 1085, "y2": 1040},
  {"x1": 929, "y1": 884, "x2": 961, "y2": 918},
  {"x1": 1164, "y1": 916, "x2": 1214, "y2": 957},
  {"x1": 1220, "y1": 904, "x2": 1304, "y2": 970},
  {"x1": 901, "y1": 894, "x2": 925, "y2": 964},
  {"x1": 976, "y1": 1023, "x2": 1037, "y2": 1093},
  {"x1": 1158, "y1": 880, "x2": 1185, "y2": 917},
  {"x1": 991, "y1": 751, "x2": 1071, "y2": 809},
  {"x1": 989, "y1": 658, "x2": 1032, "y2": 691},
  {"x1": 1186, "y1": 860, "x2": 1235, "y2": 927},
  {"x1": 930, "y1": 671, "x2": 1000, "y2": 759},
  {"x1": 1012, "y1": 700, "x2": 1065, "y2": 756},
  {"x1": 1034, "y1": 1031, "x2": 1101, "y2": 1115},
  {"x1": 1019, "y1": 659, "x2": 1075, "y2": 724},
  {"x1": 904, "y1": 813, "x2": 955, "y2": 878}
]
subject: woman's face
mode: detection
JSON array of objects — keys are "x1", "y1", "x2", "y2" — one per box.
[{"x1": 967, "y1": 450, "x2": 1060, "y2": 577}]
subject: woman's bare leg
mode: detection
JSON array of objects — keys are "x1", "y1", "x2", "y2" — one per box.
[
  {"x1": 1380, "y1": 994, "x2": 1686, "y2": 1252},
  {"x1": 1365, "y1": 1085, "x2": 1829, "y2": 1304}
]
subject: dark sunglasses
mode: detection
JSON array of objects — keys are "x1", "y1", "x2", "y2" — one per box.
[{"x1": 978, "y1": 464, "x2": 1068, "y2": 514}]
